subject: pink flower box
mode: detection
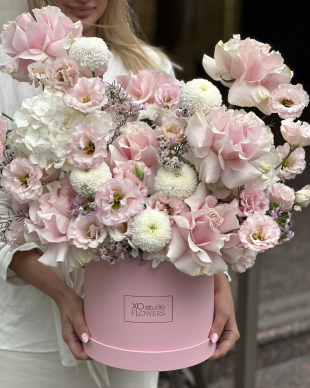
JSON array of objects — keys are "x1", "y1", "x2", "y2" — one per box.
[{"x1": 83, "y1": 259, "x2": 216, "y2": 371}]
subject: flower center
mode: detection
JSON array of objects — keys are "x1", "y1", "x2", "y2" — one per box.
[
  {"x1": 283, "y1": 160, "x2": 289, "y2": 167},
  {"x1": 112, "y1": 194, "x2": 123, "y2": 210},
  {"x1": 83, "y1": 96, "x2": 90, "y2": 103},
  {"x1": 252, "y1": 232, "x2": 264, "y2": 241},
  {"x1": 20, "y1": 175, "x2": 29, "y2": 187},
  {"x1": 200, "y1": 86, "x2": 208, "y2": 92},
  {"x1": 86, "y1": 224, "x2": 100, "y2": 239},
  {"x1": 83, "y1": 141, "x2": 95, "y2": 155},
  {"x1": 165, "y1": 205, "x2": 171, "y2": 215},
  {"x1": 281, "y1": 99, "x2": 294, "y2": 107},
  {"x1": 148, "y1": 222, "x2": 158, "y2": 233}
]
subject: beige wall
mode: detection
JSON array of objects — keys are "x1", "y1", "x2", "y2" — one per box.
[{"x1": 0, "y1": 0, "x2": 29, "y2": 30}]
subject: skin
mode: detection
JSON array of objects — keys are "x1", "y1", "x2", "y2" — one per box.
[{"x1": 9, "y1": 1, "x2": 240, "y2": 362}]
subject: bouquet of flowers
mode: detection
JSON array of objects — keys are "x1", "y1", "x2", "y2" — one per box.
[{"x1": 1, "y1": 6, "x2": 310, "y2": 280}]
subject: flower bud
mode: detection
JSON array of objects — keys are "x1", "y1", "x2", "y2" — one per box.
[
  {"x1": 134, "y1": 162, "x2": 145, "y2": 180},
  {"x1": 295, "y1": 185, "x2": 310, "y2": 207}
]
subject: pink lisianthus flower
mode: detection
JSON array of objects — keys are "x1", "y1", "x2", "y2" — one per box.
[
  {"x1": 276, "y1": 143, "x2": 306, "y2": 180},
  {"x1": 24, "y1": 180, "x2": 73, "y2": 245},
  {"x1": 67, "y1": 214, "x2": 107, "y2": 249},
  {"x1": 184, "y1": 106, "x2": 273, "y2": 189},
  {"x1": 280, "y1": 119, "x2": 310, "y2": 147},
  {"x1": 269, "y1": 84, "x2": 309, "y2": 119},
  {"x1": 108, "y1": 121, "x2": 160, "y2": 169},
  {"x1": 268, "y1": 182, "x2": 295, "y2": 211},
  {"x1": 47, "y1": 57, "x2": 79, "y2": 92},
  {"x1": 161, "y1": 115, "x2": 186, "y2": 144},
  {"x1": 0, "y1": 157, "x2": 43, "y2": 203},
  {"x1": 0, "y1": 6, "x2": 82, "y2": 82},
  {"x1": 147, "y1": 192, "x2": 189, "y2": 219},
  {"x1": 6, "y1": 219, "x2": 26, "y2": 251},
  {"x1": 117, "y1": 69, "x2": 177, "y2": 105},
  {"x1": 66, "y1": 122, "x2": 107, "y2": 169},
  {"x1": 113, "y1": 160, "x2": 151, "y2": 195},
  {"x1": 239, "y1": 215, "x2": 280, "y2": 252},
  {"x1": 203, "y1": 35, "x2": 292, "y2": 114},
  {"x1": 63, "y1": 77, "x2": 108, "y2": 113},
  {"x1": 155, "y1": 83, "x2": 181, "y2": 110},
  {"x1": 95, "y1": 178, "x2": 145, "y2": 226},
  {"x1": 238, "y1": 183, "x2": 270, "y2": 217}
]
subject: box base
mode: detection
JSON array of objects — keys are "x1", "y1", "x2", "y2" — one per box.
[{"x1": 84, "y1": 337, "x2": 216, "y2": 372}]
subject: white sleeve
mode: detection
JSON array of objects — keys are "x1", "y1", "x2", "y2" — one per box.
[
  {"x1": 0, "y1": 190, "x2": 41, "y2": 286},
  {"x1": 143, "y1": 46, "x2": 175, "y2": 76}
]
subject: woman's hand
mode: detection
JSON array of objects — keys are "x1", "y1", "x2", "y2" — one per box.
[
  {"x1": 209, "y1": 273, "x2": 240, "y2": 360},
  {"x1": 56, "y1": 288, "x2": 92, "y2": 361}
]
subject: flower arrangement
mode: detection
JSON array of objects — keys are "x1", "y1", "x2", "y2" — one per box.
[{"x1": 1, "y1": 8, "x2": 310, "y2": 278}]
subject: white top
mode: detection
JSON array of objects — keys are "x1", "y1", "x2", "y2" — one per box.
[{"x1": 0, "y1": 46, "x2": 173, "y2": 384}]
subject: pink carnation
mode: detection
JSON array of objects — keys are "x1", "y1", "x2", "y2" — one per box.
[
  {"x1": 203, "y1": 36, "x2": 292, "y2": 114},
  {"x1": 6, "y1": 219, "x2": 26, "y2": 251},
  {"x1": 239, "y1": 215, "x2": 280, "y2": 252},
  {"x1": 280, "y1": 119, "x2": 310, "y2": 147},
  {"x1": 268, "y1": 182, "x2": 295, "y2": 211},
  {"x1": 0, "y1": 6, "x2": 82, "y2": 82},
  {"x1": 117, "y1": 70, "x2": 177, "y2": 105},
  {"x1": 238, "y1": 183, "x2": 270, "y2": 217},
  {"x1": 113, "y1": 160, "x2": 151, "y2": 195},
  {"x1": 276, "y1": 143, "x2": 306, "y2": 180},
  {"x1": 0, "y1": 157, "x2": 43, "y2": 203},
  {"x1": 67, "y1": 214, "x2": 107, "y2": 249},
  {"x1": 269, "y1": 84, "x2": 309, "y2": 119},
  {"x1": 95, "y1": 178, "x2": 145, "y2": 226},
  {"x1": 66, "y1": 122, "x2": 107, "y2": 169},
  {"x1": 63, "y1": 77, "x2": 108, "y2": 113},
  {"x1": 47, "y1": 57, "x2": 79, "y2": 92},
  {"x1": 231, "y1": 247, "x2": 257, "y2": 273},
  {"x1": 108, "y1": 122, "x2": 160, "y2": 169},
  {"x1": 147, "y1": 192, "x2": 189, "y2": 219},
  {"x1": 184, "y1": 106, "x2": 273, "y2": 189},
  {"x1": 155, "y1": 83, "x2": 181, "y2": 109}
]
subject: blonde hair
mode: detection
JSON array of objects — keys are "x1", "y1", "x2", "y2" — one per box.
[{"x1": 27, "y1": 0, "x2": 169, "y2": 73}]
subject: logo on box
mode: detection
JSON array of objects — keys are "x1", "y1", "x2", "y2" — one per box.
[{"x1": 124, "y1": 295, "x2": 173, "y2": 323}]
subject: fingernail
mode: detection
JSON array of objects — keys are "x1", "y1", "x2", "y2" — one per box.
[
  {"x1": 81, "y1": 333, "x2": 89, "y2": 344},
  {"x1": 211, "y1": 333, "x2": 219, "y2": 343}
]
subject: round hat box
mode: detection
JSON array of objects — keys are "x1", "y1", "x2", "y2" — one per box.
[{"x1": 83, "y1": 258, "x2": 216, "y2": 371}]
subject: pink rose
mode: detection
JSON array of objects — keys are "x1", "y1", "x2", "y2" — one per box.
[
  {"x1": 239, "y1": 215, "x2": 280, "y2": 252},
  {"x1": 0, "y1": 6, "x2": 82, "y2": 82},
  {"x1": 63, "y1": 77, "x2": 108, "y2": 113},
  {"x1": 66, "y1": 122, "x2": 107, "y2": 169},
  {"x1": 147, "y1": 192, "x2": 189, "y2": 219},
  {"x1": 238, "y1": 183, "x2": 270, "y2": 217},
  {"x1": 161, "y1": 115, "x2": 186, "y2": 143},
  {"x1": 95, "y1": 178, "x2": 145, "y2": 226},
  {"x1": 67, "y1": 214, "x2": 107, "y2": 249},
  {"x1": 167, "y1": 194, "x2": 240, "y2": 276},
  {"x1": 6, "y1": 219, "x2": 26, "y2": 251},
  {"x1": 117, "y1": 69, "x2": 177, "y2": 105},
  {"x1": 108, "y1": 122, "x2": 160, "y2": 169},
  {"x1": 47, "y1": 57, "x2": 79, "y2": 92},
  {"x1": 280, "y1": 119, "x2": 310, "y2": 147},
  {"x1": 0, "y1": 157, "x2": 43, "y2": 203},
  {"x1": 25, "y1": 180, "x2": 73, "y2": 245},
  {"x1": 268, "y1": 182, "x2": 295, "y2": 211},
  {"x1": 184, "y1": 106, "x2": 273, "y2": 189},
  {"x1": 269, "y1": 84, "x2": 309, "y2": 119},
  {"x1": 276, "y1": 143, "x2": 306, "y2": 180},
  {"x1": 113, "y1": 160, "x2": 151, "y2": 195},
  {"x1": 155, "y1": 83, "x2": 181, "y2": 109},
  {"x1": 203, "y1": 35, "x2": 292, "y2": 114}
]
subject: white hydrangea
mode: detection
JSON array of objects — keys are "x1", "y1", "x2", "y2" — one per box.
[
  {"x1": 69, "y1": 37, "x2": 110, "y2": 71},
  {"x1": 143, "y1": 249, "x2": 171, "y2": 268},
  {"x1": 131, "y1": 209, "x2": 172, "y2": 253},
  {"x1": 154, "y1": 164, "x2": 198, "y2": 200},
  {"x1": 70, "y1": 162, "x2": 112, "y2": 195},
  {"x1": 179, "y1": 79, "x2": 222, "y2": 115}
]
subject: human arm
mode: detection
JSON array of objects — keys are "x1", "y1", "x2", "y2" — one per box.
[
  {"x1": 209, "y1": 273, "x2": 240, "y2": 360},
  {"x1": 9, "y1": 249, "x2": 92, "y2": 360}
]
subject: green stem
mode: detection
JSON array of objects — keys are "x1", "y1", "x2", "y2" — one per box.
[
  {"x1": 228, "y1": 104, "x2": 235, "y2": 110},
  {"x1": 275, "y1": 144, "x2": 299, "y2": 170},
  {"x1": 92, "y1": 71, "x2": 96, "y2": 78},
  {"x1": 2, "y1": 112, "x2": 13, "y2": 122}
]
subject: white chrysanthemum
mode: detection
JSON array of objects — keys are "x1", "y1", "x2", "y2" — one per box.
[
  {"x1": 179, "y1": 79, "x2": 222, "y2": 115},
  {"x1": 70, "y1": 162, "x2": 112, "y2": 195},
  {"x1": 131, "y1": 209, "x2": 171, "y2": 253},
  {"x1": 154, "y1": 164, "x2": 197, "y2": 200},
  {"x1": 143, "y1": 249, "x2": 170, "y2": 268},
  {"x1": 69, "y1": 37, "x2": 110, "y2": 71}
]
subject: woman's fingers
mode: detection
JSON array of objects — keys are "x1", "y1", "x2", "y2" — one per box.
[
  {"x1": 209, "y1": 321, "x2": 240, "y2": 360},
  {"x1": 63, "y1": 326, "x2": 91, "y2": 360}
]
